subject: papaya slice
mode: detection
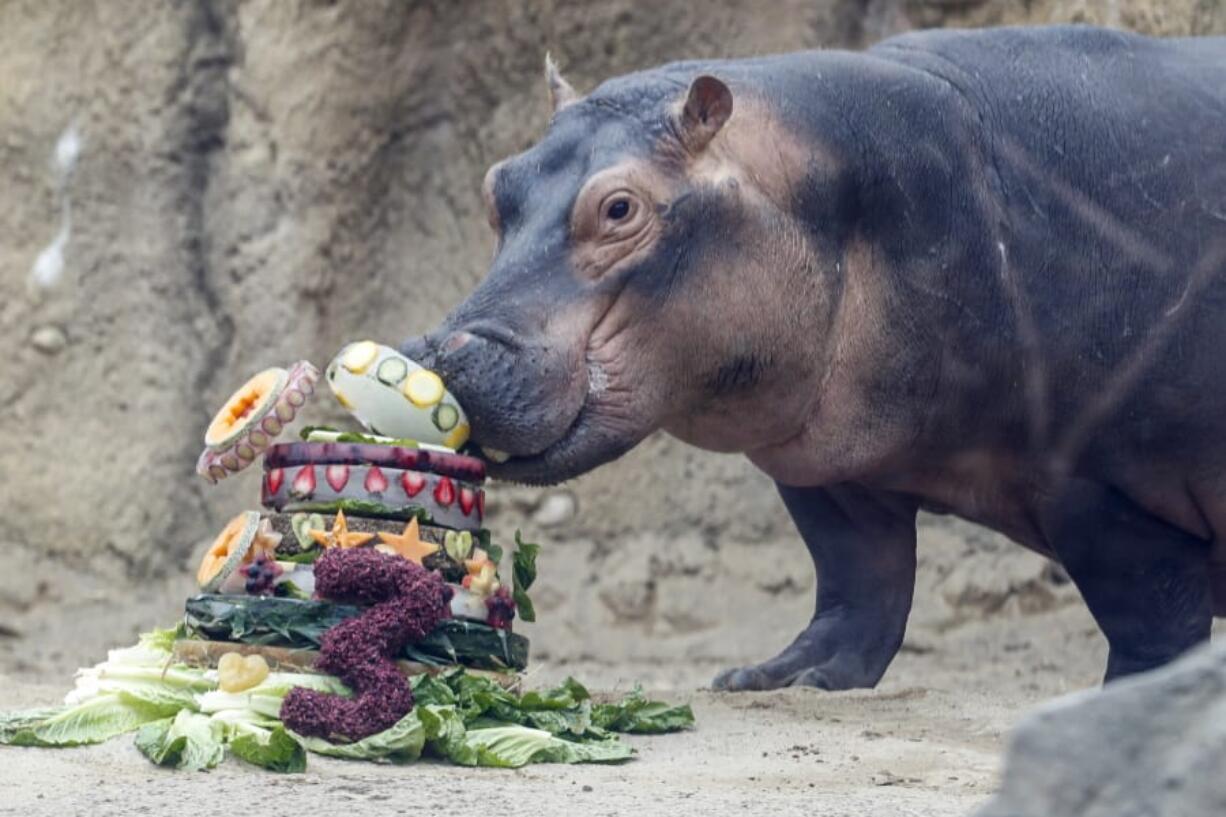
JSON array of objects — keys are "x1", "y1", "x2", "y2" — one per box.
[{"x1": 197, "y1": 511, "x2": 262, "y2": 592}]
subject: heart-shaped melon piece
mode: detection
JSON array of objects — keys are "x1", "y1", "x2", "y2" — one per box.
[{"x1": 217, "y1": 651, "x2": 270, "y2": 693}]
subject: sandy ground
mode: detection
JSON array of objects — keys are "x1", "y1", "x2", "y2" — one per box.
[
  {"x1": 4, "y1": 521, "x2": 1222, "y2": 817},
  {"x1": 0, "y1": 603, "x2": 1129, "y2": 817}
]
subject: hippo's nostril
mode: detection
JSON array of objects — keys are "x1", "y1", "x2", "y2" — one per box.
[
  {"x1": 462, "y1": 320, "x2": 522, "y2": 350},
  {"x1": 398, "y1": 334, "x2": 437, "y2": 368},
  {"x1": 441, "y1": 331, "x2": 476, "y2": 355}
]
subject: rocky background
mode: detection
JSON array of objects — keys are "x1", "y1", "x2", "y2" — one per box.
[{"x1": 2, "y1": 0, "x2": 1224, "y2": 678}]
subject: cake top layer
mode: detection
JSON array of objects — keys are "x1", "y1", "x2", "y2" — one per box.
[{"x1": 264, "y1": 441, "x2": 486, "y2": 484}]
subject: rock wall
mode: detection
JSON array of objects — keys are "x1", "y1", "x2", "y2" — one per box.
[{"x1": 1, "y1": 0, "x2": 1223, "y2": 673}]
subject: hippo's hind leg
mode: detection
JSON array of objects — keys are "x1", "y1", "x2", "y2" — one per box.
[
  {"x1": 713, "y1": 483, "x2": 918, "y2": 692},
  {"x1": 1043, "y1": 480, "x2": 1213, "y2": 681}
]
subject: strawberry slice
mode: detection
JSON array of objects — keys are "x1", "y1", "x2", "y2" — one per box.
[
  {"x1": 402, "y1": 471, "x2": 426, "y2": 498},
  {"x1": 266, "y1": 468, "x2": 285, "y2": 495},
  {"x1": 434, "y1": 476, "x2": 456, "y2": 507},
  {"x1": 325, "y1": 464, "x2": 349, "y2": 492},
  {"x1": 291, "y1": 465, "x2": 316, "y2": 498},
  {"x1": 459, "y1": 487, "x2": 476, "y2": 516},
  {"x1": 365, "y1": 466, "x2": 388, "y2": 494}
]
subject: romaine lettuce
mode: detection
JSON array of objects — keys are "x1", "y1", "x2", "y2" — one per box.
[{"x1": 135, "y1": 710, "x2": 226, "y2": 771}]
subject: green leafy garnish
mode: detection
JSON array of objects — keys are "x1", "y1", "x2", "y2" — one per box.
[
  {"x1": 512, "y1": 530, "x2": 540, "y2": 623},
  {"x1": 275, "y1": 580, "x2": 312, "y2": 601},
  {"x1": 284, "y1": 499, "x2": 432, "y2": 522},
  {"x1": 228, "y1": 723, "x2": 307, "y2": 773},
  {"x1": 1, "y1": 627, "x2": 692, "y2": 774},
  {"x1": 183, "y1": 594, "x2": 530, "y2": 670},
  {"x1": 293, "y1": 711, "x2": 426, "y2": 762},
  {"x1": 300, "y1": 426, "x2": 421, "y2": 448},
  {"x1": 299, "y1": 425, "x2": 340, "y2": 440},
  {"x1": 278, "y1": 548, "x2": 323, "y2": 565},
  {"x1": 592, "y1": 687, "x2": 696, "y2": 734},
  {"x1": 0, "y1": 695, "x2": 175, "y2": 747},
  {"x1": 135, "y1": 710, "x2": 226, "y2": 771}
]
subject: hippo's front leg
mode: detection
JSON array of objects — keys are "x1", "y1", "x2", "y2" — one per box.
[{"x1": 714, "y1": 483, "x2": 918, "y2": 691}]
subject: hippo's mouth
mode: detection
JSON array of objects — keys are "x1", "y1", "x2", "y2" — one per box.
[
  {"x1": 475, "y1": 408, "x2": 584, "y2": 485},
  {"x1": 471, "y1": 362, "x2": 641, "y2": 486}
]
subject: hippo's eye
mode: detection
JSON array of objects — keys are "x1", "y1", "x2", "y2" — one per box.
[{"x1": 606, "y1": 198, "x2": 632, "y2": 221}]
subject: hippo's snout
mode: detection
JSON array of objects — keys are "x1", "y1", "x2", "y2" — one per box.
[
  {"x1": 398, "y1": 333, "x2": 439, "y2": 372},
  {"x1": 400, "y1": 322, "x2": 586, "y2": 462}
]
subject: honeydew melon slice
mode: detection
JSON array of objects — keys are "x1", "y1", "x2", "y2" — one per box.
[
  {"x1": 326, "y1": 341, "x2": 470, "y2": 448},
  {"x1": 197, "y1": 511, "x2": 262, "y2": 592}
]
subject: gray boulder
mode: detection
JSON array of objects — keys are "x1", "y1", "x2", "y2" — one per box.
[{"x1": 976, "y1": 641, "x2": 1226, "y2": 817}]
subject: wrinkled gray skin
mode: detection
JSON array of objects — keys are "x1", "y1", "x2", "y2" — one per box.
[{"x1": 402, "y1": 25, "x2": 1226, "y2": 691}]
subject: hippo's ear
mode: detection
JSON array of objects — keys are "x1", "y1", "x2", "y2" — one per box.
[
  {"x1": 545, "y1": 53, "x2": 579, "y2": 114},
  {"x1": 678, "y1": 75, "x2": 733, "y2": 153}
]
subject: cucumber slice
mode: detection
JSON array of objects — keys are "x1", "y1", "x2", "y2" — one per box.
[
  {"x1": 376, "y1": 357, "x2": 409, "y2": 386},
  {"x1": 432, "y1": 403, "x2": 460, "y2": 432}
]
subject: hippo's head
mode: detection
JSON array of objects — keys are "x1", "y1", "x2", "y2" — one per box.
[{"x1": 403, "y1": 59, "x2": 845, "y2": 484}]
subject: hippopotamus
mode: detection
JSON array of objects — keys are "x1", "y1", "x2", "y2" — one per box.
[{"x1": 401, "y1": 24, "x2": 1226, "y2": 690}]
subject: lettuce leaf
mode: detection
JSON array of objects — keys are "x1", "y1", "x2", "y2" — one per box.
[
  {"x1": 0, "y1": 628, "x2": 692, "y2": 773},
  {"x1": 0, "y1": 693, "x2": 181, "y2": 747},
  {"x1": 227, "y1": 722, "x2": 306, "y2": 773},
  {"x1": 591, "y1": 687, "x2": 695, "y2": 734},
  {"x1": 417, "y1": 704, "x2": 628, "y2": 767},
  {"x1": 140, "y1": 625, "x2": 187, "y2": 654},
  {"x1": 0, "y1": 708, "x2": 64, "y2": 743},
  {"x1": 409, "y1": 672, "x2": 457, "y2": 708},
  {"x1": 417, "y1": 704, "x2": 474, "y2": 763},
  {"x1": 292, "y1": 711, "x2": 426, "y2": 762},
  {"x1": 134, "y1": 710, "x2": 225, "y2": 771},
  {"x1": 459, "y1": 725, "x2": 632, "y2": 767},
  {"x1": 512, "y1": 531, "x2": 540, "y2": 623}
]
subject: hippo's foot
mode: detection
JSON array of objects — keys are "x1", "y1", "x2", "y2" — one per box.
[{"x1": 711, "y1": 612, "x2": 902, "y2": 692}]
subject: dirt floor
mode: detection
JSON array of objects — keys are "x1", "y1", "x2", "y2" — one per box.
[
  {"x1": 3, "y1": 518, "x2": 1222, "y2": 817},
  {"x1": 0, "y1": 597, "x2": 1130, "y2": 817}
]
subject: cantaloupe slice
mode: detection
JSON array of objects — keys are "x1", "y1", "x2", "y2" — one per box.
[
  {"x1": 197, "y1": 511, "x2": 262, "y2": 592},
  {"x1": 205, "y1": 368, "x2": 289, "y2": 451},
  {"x1": 196, "y1": 360, "x2": 320, "y2": 483}
]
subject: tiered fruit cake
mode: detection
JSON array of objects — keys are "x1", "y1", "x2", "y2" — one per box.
[
  {"x1": 0, "y1": 339, "x2": 694, "y2": 769},
  {"x1": 184, "y1": 341, "x2": 536, "y2": 740}
]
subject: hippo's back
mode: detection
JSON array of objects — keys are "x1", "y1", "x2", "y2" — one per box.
[
  {"x1": 871, "y1": 25, "x2": 1226, "y2": 259},
  {"x1": 873, "y1": 27, "x2": 1226, "y2": 535}
]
